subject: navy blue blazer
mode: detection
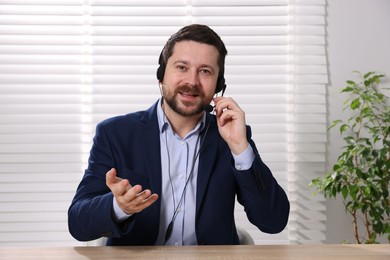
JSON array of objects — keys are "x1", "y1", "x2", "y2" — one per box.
[{"x1": 68, "y1": 101, "x2": 289, "y2": 245}]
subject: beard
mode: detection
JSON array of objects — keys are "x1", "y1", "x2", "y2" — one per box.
[{"x1": 163, "y1": 84, "x2": 209, "y2": 117}]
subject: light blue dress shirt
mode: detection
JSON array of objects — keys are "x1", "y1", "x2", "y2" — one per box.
[{"x1": 113, "y1": 98, "x2": 255, "y2": 246}]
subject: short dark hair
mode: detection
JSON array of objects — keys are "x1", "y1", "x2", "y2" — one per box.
[{"x1": 158, "y1": 24, "x2": 228, "y2": 77}]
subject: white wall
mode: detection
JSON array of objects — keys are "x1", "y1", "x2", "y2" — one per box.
[{"x1": 326, "y1": 0, "x2": 390, "y2": 243}]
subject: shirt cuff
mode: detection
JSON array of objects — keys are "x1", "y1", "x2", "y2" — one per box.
[
  {"x1": 113, "y1": 197, "x2": 133, "y2": 223},
  {"x1": 232, "y1": 144, "x2": 256, "y2": 171}
]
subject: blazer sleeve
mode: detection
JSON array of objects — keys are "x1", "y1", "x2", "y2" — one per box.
[
  {"x1": 67, "y1": 120, "x2": 135, "y2": 242},
  {"x1": 233, "y1": 127, "x2": 290, "y2": 234}
]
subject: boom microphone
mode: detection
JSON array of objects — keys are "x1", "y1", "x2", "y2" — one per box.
[{"x1": 204, "y1": 104, "x2": 214, "y2": 113}]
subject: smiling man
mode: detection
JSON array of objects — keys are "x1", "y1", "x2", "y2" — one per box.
[
  {"x1": 68, "y1": 24, "x2": 290, "y2": 246},
  {"x1": 162, "y1": 40, "x2": 218, "y2": 118}
]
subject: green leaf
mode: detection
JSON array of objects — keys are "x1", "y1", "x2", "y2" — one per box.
[
  {"x1": 373, "y1": 222, "x2": 384, "y2": 234},
  {"x1": 350, "y1": 98, "x2": 361, "y2": 110},
  {"x1": 341, "y1": 186, "x2": 348, "y2": 200},
  {"x1": 346, "y1": 80, "x2": 356, "y2": 86},
  {"x1": 341, "y1": 86, "x2": 355, "y2": 93},
  {"x1": 340, "y1": 124, "x2": 349, "y2": 133},
  {"x1": 362, "y1": 203, "x2": 368, "y2": 213},
  {"x1": 309, "y1": 178, "x2": 320, "y2": 188},
  {"x1": 363, "y1": 71, "x2": 374, "y2": 79},
  {"x1": 345, "y1": 136, "x2": 355, "y2": 145},
  {"x1": 349, "y1": 185, "x2": 359, "y2": 200},
  {"x1": 364, "y1": 79, "x2": 371, "y2": 87},
  {"x1": 363, "y1": 186, "x2": 371, "y2": 197},
  {"x1": 328, "y1": 120, "x2": 342, "y2": 131}
]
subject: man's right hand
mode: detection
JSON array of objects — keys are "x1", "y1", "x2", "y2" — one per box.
[{"x1": 106, "y1": 168, "x2": 159, "y2": 215}]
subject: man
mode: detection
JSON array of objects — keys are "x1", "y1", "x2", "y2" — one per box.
[{"x1": 68, "y1": 24, "x2": 289, "y2": 246}]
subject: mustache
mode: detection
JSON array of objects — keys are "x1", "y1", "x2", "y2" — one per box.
[{"x1": 176, "y1": 84, "x2": 203, "y2": 96}]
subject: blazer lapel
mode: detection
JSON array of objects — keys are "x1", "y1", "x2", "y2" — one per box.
[
  {"x1": 196, "y1": 115, "x2": 219, "y2": 213},
  {"x1": 140, "y1": 102, "x2": 162, "y2": 196}
]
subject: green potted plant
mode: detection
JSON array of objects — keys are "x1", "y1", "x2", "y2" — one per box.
[{"x1": 310, "y1": 71, "x2": 390, "y2": 244}]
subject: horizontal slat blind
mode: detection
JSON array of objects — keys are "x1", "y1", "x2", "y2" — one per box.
[
  {"x1": 0, "y1": 0, "x2": 85, "y2": 246},
  {"x1": 288, "y1": 0, "x2": 327, "y2": 244}
]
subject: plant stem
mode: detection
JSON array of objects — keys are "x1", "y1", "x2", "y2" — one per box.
[
  {"x1": 364, "y1": 211, "x2": 372, "y2": 242},
  {"x1": 352, "y1": 209, "x2": 361, "y2": 244}
]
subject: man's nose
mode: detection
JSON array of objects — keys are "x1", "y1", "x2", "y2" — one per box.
[{"x1": 186, "y1": 69, "x2": 200, "y2": 86}]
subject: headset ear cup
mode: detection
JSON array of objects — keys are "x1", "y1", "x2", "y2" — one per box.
[
  {"x1": 157, "y1": 63, "x2": 165, "y2": 82},
  {"x1": 216, "y1": 75, "x2": 226, "y2": 94}
]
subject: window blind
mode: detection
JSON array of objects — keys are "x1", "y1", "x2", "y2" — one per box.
[
  {"x1": 0, "y1": 0, "x2": 86, "y2": 246},
  {"x1": 288, "y1": 0, "x2": 328, "y2": 244},
  {"x1": 0, "y1": 0, "x2": 327, "y2": 246}
]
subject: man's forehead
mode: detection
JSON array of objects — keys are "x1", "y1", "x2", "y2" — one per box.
[{"x1": 169, "y1": 41, "x2": 219, "y2": 65}]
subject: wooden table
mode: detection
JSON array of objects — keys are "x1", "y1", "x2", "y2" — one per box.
[{"x1": 0, "y1": 244, "x2": 389, "y2": 259}]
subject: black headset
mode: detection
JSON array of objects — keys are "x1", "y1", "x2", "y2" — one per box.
[{"x1": 156, "y1": 53, "x2": 227, "y2": 95}]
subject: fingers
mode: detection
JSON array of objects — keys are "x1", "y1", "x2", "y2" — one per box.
[
  {"x1": 218, "y1": 108, "x2": 235, "y2": 126},
  {"x1": 106, "y1": 168, "x2": 117, "y2": 185},
  {"x1": 105, "y1": 168, "x2": 158, "y2": 214},
  {"x1": 106, "y1": 168, "x2": 131, "y2": 196},
  {"x1": 213, "y1": 97, "x2": 244, "y2": 126},
  {"x1": 213, "y1": 97, "x2": 248, "y2": 155},
  {"x1": 214, "y1": 97, "x2": 240, "y2": 116},
  {"x1": 118, "y1": 187, "x2": 159, "y2": 214},
  {"x1": 127, "y1": 190, "x2": 159, "y2": 214}
]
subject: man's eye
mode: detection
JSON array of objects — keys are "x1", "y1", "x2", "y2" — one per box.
[
  {"x1": 200, "y1": 69, "x2": 211, "y2": 74},
  {"x1": 177, "y1": 65, "x2": 187, "y2": 71}
]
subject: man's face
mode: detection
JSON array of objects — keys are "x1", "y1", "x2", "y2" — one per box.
[{"x1": 161, "y1": 40, "x2": 220, "y2": 117}]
